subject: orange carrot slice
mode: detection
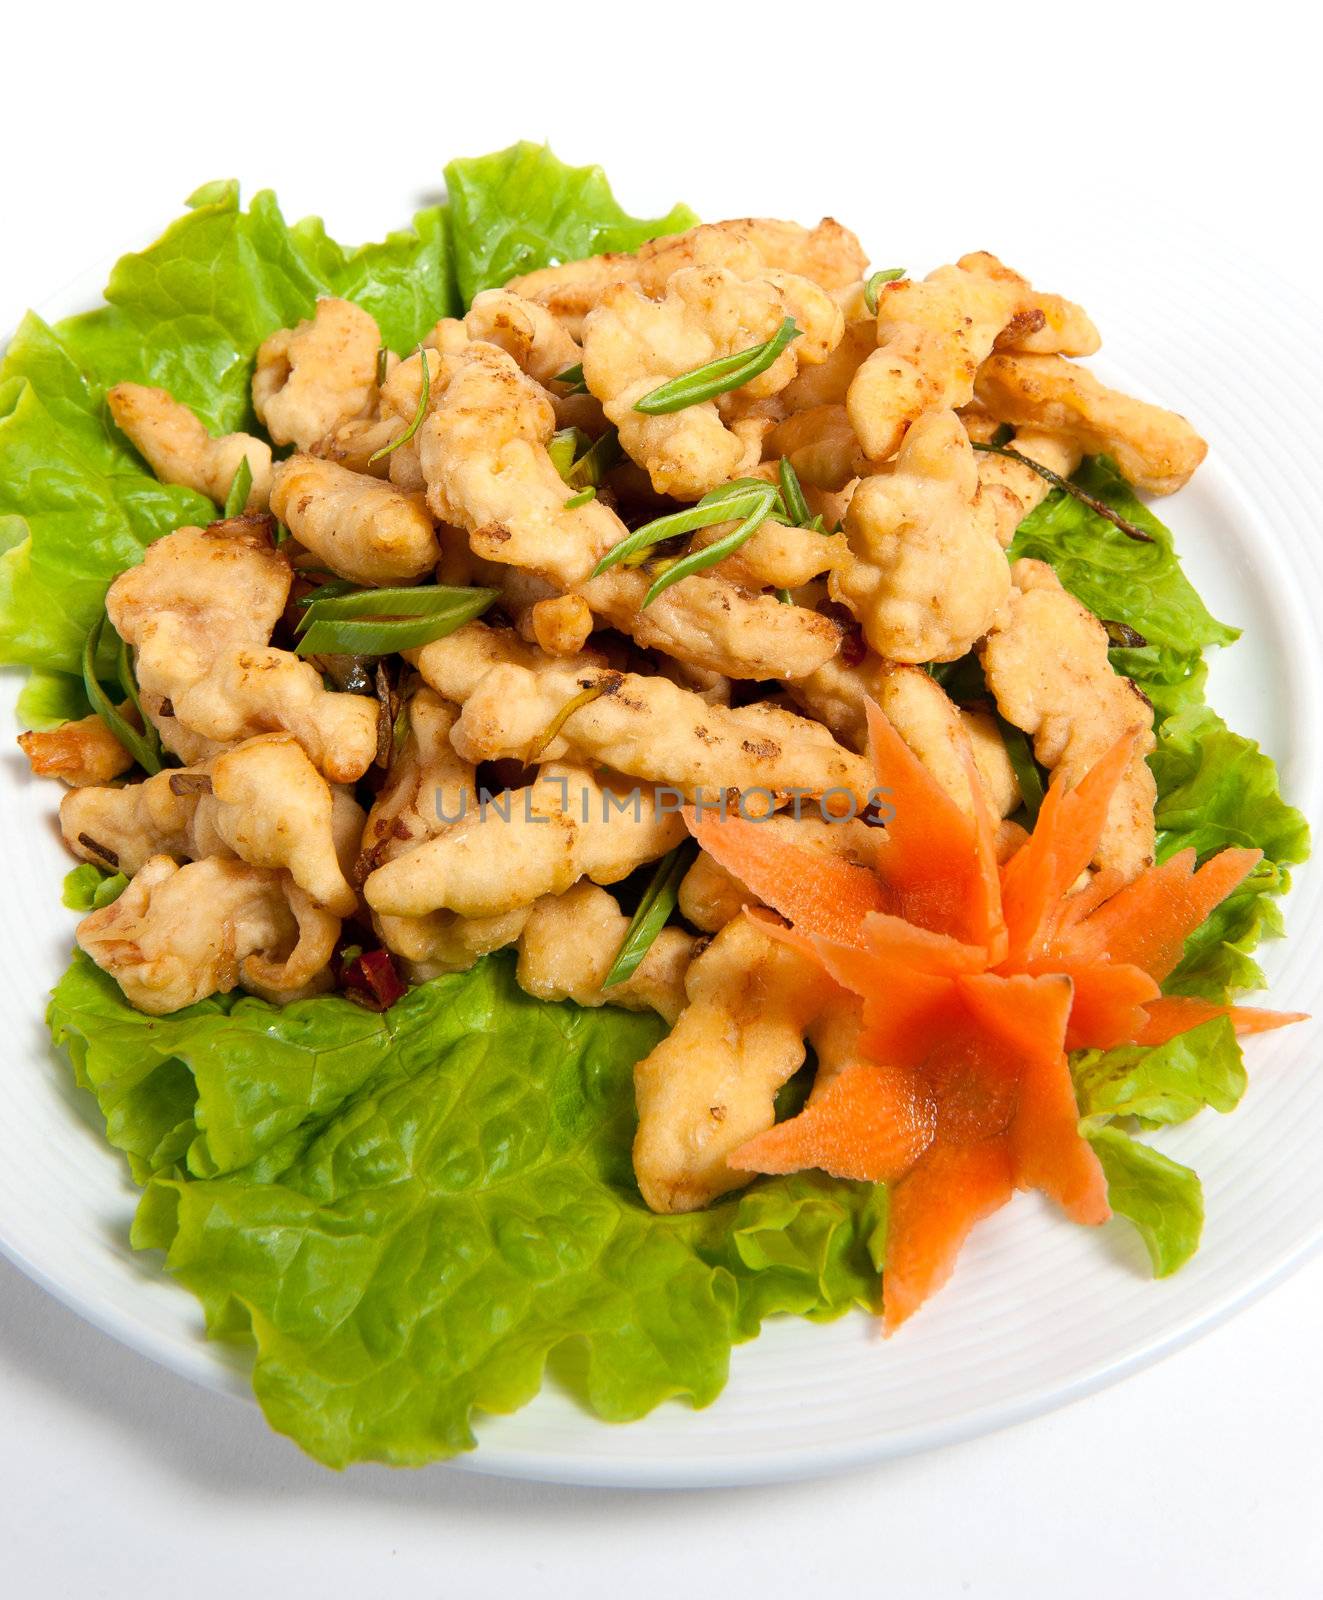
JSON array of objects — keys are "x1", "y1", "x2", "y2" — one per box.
[
  {"x1": 860, "y1": 911, "x2": 989, "y2": 975},
  {"x1": 1059, "y1": 846, "x2": 1262, "y2": 981},
  {"x1": 687, "y1": 810, "x2": 888, "y2": 946},
  {"x1": 1135, "y1": 996, "x2": 1309, "y2": 1045},
  {"x1": 882, "y1": 1140, "x2": 1016, "y2": 1333},
  {"x1": 865, "y1": 701, "x2": 1003, "y2": 949},
  {"x1": 999, "y1": 734, "x2": 1136, "y2": 963},
  {"x1": 957, "y1": 971, "x2": 1107, "y2": 1224},
  {"x1": 1037, "y1": 958, "x2": 1161, "y2": 1051},
  {"x1": 729, "y1": 1059, "x2": 935, "y2": 1183}
]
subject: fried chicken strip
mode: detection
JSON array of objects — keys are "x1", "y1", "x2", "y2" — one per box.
[
  {"x1": 269, "y1": 455, "x2": 438, "y2": 585},
  {"x1": 632, "y1": 914, "x2": 826, "y2": 1212},
  {"x1": 831, "y1": 410, "x2": 1010, "y2": 662},
  {"x1": 847, "y1": 255, "x2": 1098, "y2": 462},
  {"x1": 107, "y1": 383, "x2": 271, "y2": 510},
  {"x1": 516, "y1": 881, "x2": 693, "y2": 1023},
  {"x1": 105, "y1": 518, "x2": 378, "y2": 783},
  {"x1": 507, "y1": 217, "x2": 867, "y2": 337},
  {"x1": 19, "y1": 711, "x2": 135, "y2": 787},
  {"x1": 980, "y1": 559, "x2": 1156, "y2": 876},
  {"x1": 581, "y1": 265, "x2": 843, "y2": 499},
  {"x1": 364, "y1": 762, "x2": 685, "y2": 921},
  {"x1": 253, "y1": 297, "x2": 381, "y2": 452},
  {"x1": 76, "y1": 855, "x2": 338, "y2": 1014},
  {"x1": 974, "y1": 352, "x2": 1207, "y2": 495}
]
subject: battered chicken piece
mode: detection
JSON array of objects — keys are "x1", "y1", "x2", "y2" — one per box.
[
  {"x1": 847, "y1": 256, "x2": 1099, "y2": 462},
  {"x1": 76, "y1": 855, "x2": 338, "y2": 1014},
  {"x1": 269, "y1": 456, "x2": 438, "y2": 585},
  {"x1": 18, "y1": 711, "x2": 135, "y2": 787},
  {"x1": 252, "y1": 297, "x2": 381, "y2": 451},
  {"x1": 429, "y1": 640, "x2": 872, "y2": 808},
  {"x1": 632, "y1": 914, "x2": 825, "y2": 1212},
  {"x1": 831, "y1": 410, "x2": 1011, "y2": 662},
  {"x1": 973, "y1": 352, "x2": 1208, "y2": 495},
  {"x1": 60, "y1": 734, "x2": 363, "y2": 915},
  {"x1": 105, "y1": 519, "x2": 378, "y2": 784},
  {"x1": 775, "y1": 318, "x2": 878, "y2": 411},
  {"x1": 364, "y1": 762, "x2": 685, "y2": 920},
  {"x1": 578, "y1": 565, "x2": 841, "y2": 680},
  {"x1": 580, "y1": 265, "x2": 843, "y2": 499},
  {"x1": 507, "y1": 217, "x2": 867, "y2": 338},
  {"x1": 107, "y1": 384, "x2": 272, "y2": 510},
  {"x1": 871, "y1": 664, "x2": 1019, "y2": 819},
  {"x1": 516, "y1": 881, "x2": 693, "y2": 1023},
  {"x1": 356, "y1": 687, "x2": 529, "y2": 971},
  {"x1": 464, "y1": 288, "x2": 582, "y2": 386},
  {"x1": 417, "y1": 341, "x2": 626, "y2": 586},
  {"x1": 765, "y1": 404, "x2": 869, "y2": 491},
  {"x1": 530, "y1": 593, "x2": 595, "y2": 656},
  {"x1": 312, "y1": 347, "x2": 426, "y2": 479},
  {"x1": 972, "y1": 427, "x2": 1084, "y2": 546},
  {"x1": 980, "y1": 559, "x2": 1157, "y2": 876},
  {"x1": 681, "y1": 513, "x2": 842, "y2": 590}
]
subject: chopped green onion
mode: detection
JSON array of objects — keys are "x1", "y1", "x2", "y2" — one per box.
[
  {"x1": 82, "y1": 612, "x2": 163, "y2": 774},
  {"x1": 565, "y1": 427, "x2": 621, "y2": 489},
  {"x1": 775, "y1": 588, "x2": 794, "y2": 605},
  {"x1": 368, "y1": 345, "x2": 430, "y2": 464},
  {"x1": 601, "y1": 841, "x2": 699, "y2": 989},
  {"x1": 548, "y1": 426, "x2": 591, "y2": 480},
  {"x1": 996, "y1": 714, "x2": 1046, "y2": 825},
  {"x1": 375, "y1": 345, "x2": 389, "y2": 387},
  {"x1": 862, "y1": 267, "x2": 906, "y2": 315},
  {"x1": 294, "y1": 578, "x2": 359, "y2": 610},
  {"x1": 592, "y1": 485, "x2": 777, "y2": 576},
  {"x1": 641, "y1": 485, "x2": 780, "y2": 607},
  {"x1": 564, "y1": 488, "x2": 596, "y2": 509},
  {"x1": 223, "y1": 457, "x2": 252, "y2": 517},
  {"x1": 633, "y1": 318, "x2": 800, "y2": 415},
  {"x1": 526, "y1": 680, "x2": 610, "y2": 762},
  {"x1": 1103, "y1": 618, "x2": 1148, "y2": 649},
  {"x1": 778, "y1": 457, "x2": 811, "y2": 527},
  {"x1": 554, "y1": 362, "x2": 589, "y2": 396},
  {"x1": 294, "y1": 586, "x2": 498, "y2": 657},
  {"x1": 970, "y1": 443, "x2": 1154, "y2": 544}
]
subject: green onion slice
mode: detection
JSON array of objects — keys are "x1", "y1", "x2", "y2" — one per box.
[
  {"x1": 368, "y1": 345, "x2": 431, "y2": 464},
  {"x1": 633, "y1": 318, "x2": 800, "y2": 415},
  {"x1": 970, "y1": 443, "x2": 1155, "y2": 544},
  {"x1": 82, "y1": 613, "x2": 163, "y2": 774},
  {"x1": 996, "y1": 714, "x2": 1046, "y2": 825},
  {"x1": 375, "y1": 345, "x2": 389, "y2": 387},
  {"x1": 862, "y1": 267, "x2": 906, "y2": 315},
  {"x1": 223, "y1": 457, "x2": 253, "y2": 517},
  {"x1": 564, "y1": 488, "x2": 596, "y2": 509},
  {"x1": 565, "y1": 427, "x2": 621, "y2": 489},
  {"x1": 294, "y1": 586, "x2": 498, "y2": 657},
  {"x1": 294, "y1": 578, "x2": 359, "y2": 610},
  {"x1": 778, "y1": 457, "x2": 811, "y2": 527},
  {"x1": 601, "y1": 841, "x2": 699, "y2": 989},
  {"x1": 555, "y1": 362, "x2": 585, "y2": 387},
  {"x1": 775, "y1": 587, "x2": 794, "y2": 605},
  {"x1": 548, "y1": 426, "x2": 591, "y2": 480},
  {"x1": 592, "y1": 482, "x2": 781, "y2": 576},
  {"x1": 641, "y1": 485, "x2": 780, "y2": 606}
]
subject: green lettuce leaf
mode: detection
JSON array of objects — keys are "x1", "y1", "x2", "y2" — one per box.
[
  {"x1": 1086, "y1": 1125, "x2": 1204, "y2": 1276},
  {"x1": 1009, "y1": 456, "x2": 1237, "y2": 654},
  {"x1": 16, "y1": 668, "x2": 91, "y2": 729},
  {"x1": 1074, "y1": 1017, "x2": 1245, "y2": 1129},
  {"x1": 53, "y1": 952, "x2": 878, "y2": 1466},
  {"x1": 444, "y1": 141, "x2": 696, "y2": 307}
]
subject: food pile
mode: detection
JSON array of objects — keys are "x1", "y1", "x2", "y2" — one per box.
[{"x1": 2, "y1": 146, "x2": 1308, "y2": 1465}]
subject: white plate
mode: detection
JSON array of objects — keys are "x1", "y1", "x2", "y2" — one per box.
[{"x1": 1, "y1": 242, "x2": 1320, "y2": 1490}]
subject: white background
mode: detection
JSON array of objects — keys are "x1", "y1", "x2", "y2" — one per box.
[{"x1": 3, "y1": 2, "x2": 1321, "y2": 1594}]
